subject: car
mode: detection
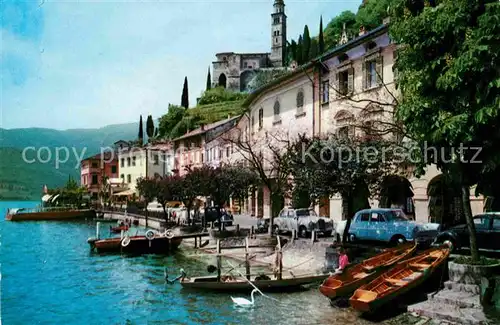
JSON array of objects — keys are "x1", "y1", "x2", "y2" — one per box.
[
  {"x1": 256, "y1": 216, "x2": 270, "y2": 233},
  {"x1": 348, "y1": 208, "x2": 440, "y2": 245},
  {"x1": 432, "y1": 212, "x2": 500, "y2": 253},
  {"x1": 273, "y1": 207, "x2": 335, "y2": 238}
]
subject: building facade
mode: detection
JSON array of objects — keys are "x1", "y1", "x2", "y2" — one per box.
[
  {"x1": 231, "y1": 22, "x2": 484, "y2": 223},
  {"x1": 117, "y1": 142, "x2": 173, "y2": 193},
  {"x1": 80, "y1": 152, "x2": 119, "y2": 198},
  {"x1": 211, "y1": 0, "x2": 287, "y2": 92}
]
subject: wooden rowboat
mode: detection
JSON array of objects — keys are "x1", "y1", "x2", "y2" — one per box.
[
  {"x1": 88, "y1": 235, "x2": 182, "y2": 254},
  {"x1": 180, "y1": 273, "x2": 329, "y2": 291},
  {"x1": 349, "y1": 245, "x2": 450, "y2": 313},
  {"x1": 319, "y1": 242, "x2": 417, "y2": 300}
]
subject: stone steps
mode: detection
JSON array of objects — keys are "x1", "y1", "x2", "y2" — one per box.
[
  {"x1": 408, "y1": 301, "x2": 491, "y2": 325},
  {"x1": 427, "y1": 289, "x2": 482, "y2": 309},
  {"x1": 444, "y1": 281, "x2": 481, "y2": 295}
]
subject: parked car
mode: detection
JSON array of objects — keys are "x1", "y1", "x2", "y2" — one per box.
[
  {"x1": 431, "y1": 212, "x2": 500, "y2": 253},
  {"x1": 273, "y1": 208, "x2": 335, "y2": 238},
  {"x1": 348, "y1": 208, "x2": 440, "y2": 245},
  {"x1": 256, "y1": 216, "x2": 270, "y2": 233}
]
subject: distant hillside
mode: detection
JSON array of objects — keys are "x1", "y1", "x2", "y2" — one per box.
[{"x1": 0, "y1": 122, "x2": 141, "y2": 200}]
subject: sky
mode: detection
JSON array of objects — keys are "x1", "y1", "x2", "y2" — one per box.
[{"x1": 1, "y1": 0, "x2": 360, "y2": 130}]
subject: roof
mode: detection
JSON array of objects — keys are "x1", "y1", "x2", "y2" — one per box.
[
  {"x1": 242, "y1": 24, "x2": 389, "y2": 108},
  {"x1": 81, "y1": 151, "x2": 116, "y2": 162},
  {"x1": 172, "y1": 116, "x2": 240, "y2": 142}
]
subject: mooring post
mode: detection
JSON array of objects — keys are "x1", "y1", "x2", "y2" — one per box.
[
  {"x1": 96, "y1": 222, "x2": 100, "y2": 239},
  {"x1": 216, "y1": 239, "x2": 221, "y2": 282},
  {"x1": 311, "y1": 230, "x2": 316, "y2": 244},
  {"x1": 236, "y1": 224, "x2": 240, "y2": 236},
  {"x1": 250, "y1": 226, "x2": 254, "y2": 238},
  {"x1": 194, "y1": 236, "x2": 198, "y2": 248},
  {"x1": 121, "y1": 230, "x2": 124, "y2": 240},
  {"x1": 292, "y1": 229, "x2": 297, "y2": 242}
]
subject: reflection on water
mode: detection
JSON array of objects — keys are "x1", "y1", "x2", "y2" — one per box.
[{"x1": 0, "y1": 202, "x2": 387, "y2": 325}]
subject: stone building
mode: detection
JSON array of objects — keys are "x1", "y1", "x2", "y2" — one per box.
[{"x1": 211, "y1": 0, "x2": 287, "y2": 92}]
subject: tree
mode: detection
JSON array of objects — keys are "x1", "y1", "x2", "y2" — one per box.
[
  {"x1": 309, "y1": 38, "x2": 318, "y2": 60},
  {"x1": 158, "y1": 104, "x2": 186, "y2": 139},
  {"x1": 223, "y1": 128, "x2": 292, "y2": 235},
  {"x1": 156, "y1": 175, "x2": 182, "y2": 221},
  {"x1": 206, "y1": 67, "x2": 211, "y2": 91},
  {"x1": 246, "y1": 69, "x2": 290, "y2": 93},
  {"x1": 296, "y1": 35, "x2": 303, "y2": 65},
  {"x1": 181, "y1": 76, "x2": 189, "y2": 108},
  {"x1": 146, "y1": 115, "x2": 155, "y2": 138},
  {"x1": 138, "y1": 115, "x2": 144, "y2": 145},
  {"x1": 323, "y1": 11, "x2": 357, "y2": 49},
  {"x1": 356, "y1": 0, "x2": 393, "y2": 31},
  {"x1": 319, "y1": 15, "x2": 325, "y2": 54},
  {"x1": 180, "y1": 165, "x2": 212, "y2": 225},
  {"x1": 136, "y1": 176, "x2": 157, "y2": 227},
  {"x1": 302, "y1": 25, "x2": 311, "y2": 63},
  {"x1": 390, "y1": 0, "x2": 500, "y2": 262},
  {"x1": 286, "y1": 134, "x2": 402, "y2": 241},
  {"x1": 289, "y1": 40, "x2": 297, "y2": 64}
]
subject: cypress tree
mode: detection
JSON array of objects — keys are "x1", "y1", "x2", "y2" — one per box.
[
  {"x1": 297, "y1": 35, "x2": 303, "y2": 65},
  {"x1": 138, "y1": 115, "x2": 144, "y2": 145},
  {"x1": 302, "y1": 25, "x2": 311, "y2": 63},
  {"x1": 290, "y1": 40, "x2": 297, "y2": 63},
  {"x1": 146, "y1": 115, "x2": 155, "y2": 138},
  {"x1": 310, "y1": 38, "x2": 318, "y2": 60},
  {"x1": 206, "y1": 67, "x2": 211, "y2": 91},
  {"x1": 181, "y1": 76, "x2": 189, "y2": 108},
  {"x1": 319, "y1": 15, "x2": 325, "y2": 54}
]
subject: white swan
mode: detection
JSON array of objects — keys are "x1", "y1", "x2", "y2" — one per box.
[{"x1": 231, "y1": 289, "x2": 259, "y2": 306}]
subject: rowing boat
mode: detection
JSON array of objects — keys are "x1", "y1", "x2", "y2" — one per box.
[
  {"x1": 319, "y1": 243, "x2": 417, "y2": 300},
  {"x1": 349, "y1": 245, "x2": 450, "y2": 313}
]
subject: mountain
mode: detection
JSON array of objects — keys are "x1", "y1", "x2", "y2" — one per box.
[{"x1": 0, "y1": 122, "x2": 142, "y2": 201}]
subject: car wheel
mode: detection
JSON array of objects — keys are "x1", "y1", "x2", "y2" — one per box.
[
  {"x1": 440, "y1": 238, "x2": 456, "y2": 252},
  {"x1": 299, "y1": 226, "x2": 308, "y2": 238},
  {"x1": 391, "y1": 235, "x2": 406, "y2": 246},
  {"x1": 349, "y1": 234, "x2": 356, "y2": 242}
]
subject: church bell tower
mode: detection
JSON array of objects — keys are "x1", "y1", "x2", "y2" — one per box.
[{"x1": 270, "y1": 0, "x2": 287, "y2": 67}]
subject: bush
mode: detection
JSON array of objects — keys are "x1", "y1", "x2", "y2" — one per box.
[{"x1": 197, "y1": 87, "x2": 247, "y2": 105}]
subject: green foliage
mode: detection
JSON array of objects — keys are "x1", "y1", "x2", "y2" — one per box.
[
  {"x1": 206, "y1": 67, "x2": 211, "y2": 91},
  {"x1": 146, "y1": 115, "x2": 155, "y2": 138},
  {"x1": 319, "y1": 15, "x2": 325, "y2": 53},
  {"x1": 246, "y1": 69, "x2": 290, "y2": 92},
  {"x1": 197, "y1": 87, "x2": 247, "y2": 106},
  {"x1": 323, "y1": 11, "x2": 358, "y2": 50},
  {"x1": 390, "y1": 0, "x2": 500, "y2": 261},
  {"x1": 357, "y1": 0, "x2": 393, "y2": 31},
  {"x1": 158, "y1": 104, "x2": 187, "y2": 139},
  {"x1": 138, "y1": 115, "x2": 144, "y2": 145},
  {"x1": 296, "y1": 35, "x2": 303, "y2": 64},
  {"x1": 302, "y1": 25, "x2": 311, "y2": 62},
  {"x1": 181, "y1": 76, "x2": 189, "y2": 109}
]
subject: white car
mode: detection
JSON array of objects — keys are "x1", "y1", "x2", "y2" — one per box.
[{"x1": 274, "y1": 208, "x2": 335, "y2": 238}]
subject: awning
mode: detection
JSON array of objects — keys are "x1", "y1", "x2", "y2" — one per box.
[
  {"x1": 113, "y1": 189, "x2": 136, "y2": 196},
  {"x1": 42, "y1": 194, "x2": 52, "y2": 202},
  {"x1": 50, "y1": 194, "x2": 60, "y2": 202}
]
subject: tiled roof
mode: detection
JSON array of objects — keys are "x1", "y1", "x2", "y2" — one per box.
[{"x1": 172, "y1": 116, "x2": 240, "y2": 142}]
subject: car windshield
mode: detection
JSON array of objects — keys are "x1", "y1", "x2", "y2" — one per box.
[
  {"x1": 387, "y1": 210, "x2": 408, "y2": 221},
  {"x1": 296, "y1": 209, "x2": 317, "y2": 217}
]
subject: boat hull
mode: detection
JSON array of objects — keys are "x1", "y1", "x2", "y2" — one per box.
[
  {"x1": 319, "y1": 243, "x2": 417, "y2": 300},
  {"x1": 6, "y1": 209, "x2": 96, "y2": 221},
  {"x1": 89, "y1": 236, "x2": 182, "y2": 254},
  {"x1": 180, "y1": 274, "x2": 329, "y2": 292},
  {"x1": 349, "y1": 246, "x2": 450, "y2": 313}
]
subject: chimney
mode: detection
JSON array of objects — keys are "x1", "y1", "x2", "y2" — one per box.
[
  {"x1": 227, "y1": 114, "x2": 231, "y2": 119},
  {"x1": 359, "y1": 26, "x2": 366, "y2": 36},
  {"x1": 200, "y1": 123, "x2": 205, "y2": 131}
]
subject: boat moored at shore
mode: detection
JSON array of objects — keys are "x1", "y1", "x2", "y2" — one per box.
[{"x1": 5, "y1": 207, "x2": 96, "y2": 221}]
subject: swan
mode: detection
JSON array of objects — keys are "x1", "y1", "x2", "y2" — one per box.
[{"x1": 231, "y1": 288, "x2": 259, "y2": 306}]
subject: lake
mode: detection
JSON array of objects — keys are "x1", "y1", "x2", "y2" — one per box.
[{"x1": 0, "y1": 201, "x2": 380, "y2": 325}]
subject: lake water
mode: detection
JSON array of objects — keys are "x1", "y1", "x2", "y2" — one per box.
[{"x1": 0, "y1": 201, "x2": 380, "y2": 325}]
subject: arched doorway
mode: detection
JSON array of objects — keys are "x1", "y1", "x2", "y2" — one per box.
[
  {"x1": 427, "y1": 174, "x2": 463, "y2": 226},
  {"x1": 379, "y1": 175, "x2": 415, "y2": 219},
  {"x1": 218, "y1": 73, "x2": 227, "y2": 88}
]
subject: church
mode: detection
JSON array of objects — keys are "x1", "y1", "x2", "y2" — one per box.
[{"x1": 211, "y1": 0, "x2": 287, "y2": 92}]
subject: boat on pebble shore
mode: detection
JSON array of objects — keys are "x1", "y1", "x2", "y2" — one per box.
[
  {"x1": 349, "y1": 245, "x2": 451, "y2": 313},
  {"x1": 319, "y1": 242, "x2": 417, "y2": 301}
]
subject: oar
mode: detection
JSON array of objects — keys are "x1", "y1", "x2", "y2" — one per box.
[{"x1": 225, "y1": 260, "x2": 280, "y2": 303}]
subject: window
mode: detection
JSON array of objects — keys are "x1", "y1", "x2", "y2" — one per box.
[
  {"x1": 201, "y1": 153, "x2": 204, "y2": 163},
  {"x1": 359, "y1": 213, "x2": 370, "y2": 222},
  {"x1": 153, "y1": 154, "x2": 159, "y2": 165},
  {"x1": 493, "y1": 217, "x2": 500, "y2": 230},
  {"x1": 121, "y1": 158, "x2": 124, "y2": 167},
  {"x1": 132, "y1": 156, "x2": 136, "y2": 166},
  {"x1": 338, "y1": 70, "x2": 349, "y2": 95},
  {"x1": 244, "y1": 62, "x2": 248, "y2": 68},
  {"x1": 127, "y1": 157, "x2": 131, "y2": 166},
  {"x1": 473, "y1": 216, "x2": 489, "y2": 229},
  {"x1": 370, "y1": 213, "x2": 386, "y2": 222},
  {"x1": 338, "y1": 126, "x2": 350, "y2": 139},
  {"x1": 91, "y1": 174, "x2": 98, "y2": 185},
  {"x1": 120, "y1": 174, "x2": 124, "y2": 180},
  {"x1": 226, "y1": 147, "x2": 230, "y2": 158},
  {"x1": 258, "y1": 108, "x2": 263, "y2": 129},
  {"x1": 274, "y1": 17, "x2": 279, "y2": 24},
  {"x1": 273, "y1": 100, "x2": 280, "y2": 121},
  {"x1": 287, "y1": 210, "x2": 295, "y2": 218},
  {"x1": 111, "y1": 165, "x2": 117, "y2": 174},
  {"x1": 321, "y1": 80, "x2": 329, "y2": 104},
  {"x1": 127, "y1": 174, "x2": 131, "y2": 183},
  {"x1": 366, "y1": 60, "x2": 377, "y2": 88},
  {"x1": 219, "y1": 149, "x2": 223, "y2": 159},
  {"x1": 296, "y1": 89, "x2": 304, "y2": 109},
  {"x1": 91, "y1": 162, "x2": 98, "y2": 168}
]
